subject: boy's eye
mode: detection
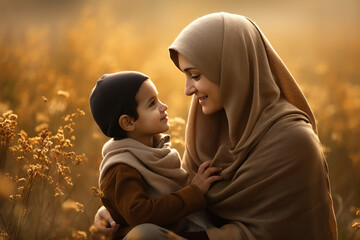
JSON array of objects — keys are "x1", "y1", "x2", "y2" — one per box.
[{"x1": 149, "y1": 100, "x2": 156, "y2": 107}]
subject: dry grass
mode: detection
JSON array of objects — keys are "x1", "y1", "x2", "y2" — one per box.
[
  {"x1": 0, "y1": 100, "x2": 95, "y2": 239},
  {"x1": 0, "y1": 1, "x2": 359, "y2": 239}
]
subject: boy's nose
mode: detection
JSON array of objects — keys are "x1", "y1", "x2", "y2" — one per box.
[
  {"x1": 160, "y1": 101, "x2": 167, "y2": 112},
  {"x1": 184, "y1": 79, "x2": 196, "y2": 96}
]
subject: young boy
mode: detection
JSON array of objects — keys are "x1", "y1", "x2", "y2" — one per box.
[{"x1": 89, "y1": 71, "x2": 222, "y2": 239}]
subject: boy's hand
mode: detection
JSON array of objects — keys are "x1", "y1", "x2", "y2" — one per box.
[
  {"x1": 91, "y1": 206, "x2": 119, "y2": 238},
  {"x1": 191, "y1": 160, "x2": 222, "y2": 194}
]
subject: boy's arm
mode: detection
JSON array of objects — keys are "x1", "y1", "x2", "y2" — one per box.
[{"x1": 101, "y1": 163, "x2": 206, "y2": 228}]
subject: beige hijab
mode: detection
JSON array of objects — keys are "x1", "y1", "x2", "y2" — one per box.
[{"x1": 169, "y1": 13, "x2": 337, "y2": 240}]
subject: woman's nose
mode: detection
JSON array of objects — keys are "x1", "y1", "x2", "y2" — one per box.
[{"x1": 184, "y1": 78, "x2": 196, "y2": 96}]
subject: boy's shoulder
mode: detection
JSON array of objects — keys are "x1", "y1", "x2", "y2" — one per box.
[
  {"x1": 107, "y1": 162, "x2": 139, "y2": 173},
  {"x1": 100, "y1": 162, "x2": 143, "y2": 187}
]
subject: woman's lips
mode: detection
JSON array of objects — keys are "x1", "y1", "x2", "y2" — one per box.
[{"x1": 198, "y1": 96, "x2": 208, "y2": 104}]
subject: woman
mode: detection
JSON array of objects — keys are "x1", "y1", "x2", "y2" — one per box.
[{"x1": 94, "y1": 12, "x2": 337, "y2": 240}]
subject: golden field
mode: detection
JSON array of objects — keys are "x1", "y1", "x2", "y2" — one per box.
[{"x1": 0, "y1": 0, "x2": 359, "y2": 239}]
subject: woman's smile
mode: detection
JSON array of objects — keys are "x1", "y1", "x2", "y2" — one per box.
[{"x1": 197, "y1": 95, "x2": 208, "y2": 105}]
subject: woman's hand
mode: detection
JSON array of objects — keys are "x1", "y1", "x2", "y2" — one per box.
[
  {"x1": 92, "y1": 206, "x2": 119, "y2": 238},
  {"x1": 191, "y1": 160, "x2": 222, "y2": 194}
]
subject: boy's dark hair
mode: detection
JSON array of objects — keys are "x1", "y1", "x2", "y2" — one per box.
[{"x1": 89, "y1": 71, "x2": 149, "y2": 140}]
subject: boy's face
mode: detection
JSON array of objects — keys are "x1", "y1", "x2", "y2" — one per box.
[{"x1": 132, "y1": 79, "x2": 169, "y2": 137}]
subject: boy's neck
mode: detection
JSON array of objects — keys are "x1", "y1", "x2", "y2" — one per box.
[{"x1": 127, "y1": 133, "x2": 154, "y2": 148}]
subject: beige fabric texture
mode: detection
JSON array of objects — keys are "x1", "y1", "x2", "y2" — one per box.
[
  {"x1": 99, "y1": 135, "x2": 212, "y2": 232},
  {"x1": 99, "y1": 135, "x2": 188, "y2": 198},
  {"x1": 169, "y1": 12, "x2": 337, "y2": 240}
]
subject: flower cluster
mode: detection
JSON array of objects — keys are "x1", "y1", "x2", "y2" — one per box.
[
  {"x1": 0, "y1": 110, "x2": 18, "y2": 145},
  {"x1": 353, "y1": 210, "x2": 360, "y2": 232},
  {"x1": 0, "y1": 106, "x2": 89, "y2": 239},
  {"x1": 90, "y1": 186, "x2": 104, "y2": 198},
  {"x1": 8, "y1": 126, "x2": 87, "y2": 200},
  {"x1": 0, "y1": 111, "x2": 18, "y2": 171}
]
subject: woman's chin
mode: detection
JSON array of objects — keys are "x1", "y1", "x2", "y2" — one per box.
[{"x1": 201, "y1": 106, "x2": 223, "y2": 115}]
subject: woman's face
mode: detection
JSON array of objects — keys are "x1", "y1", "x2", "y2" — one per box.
[{"x1": 178, "y1": 54, "x2": 223, "y2": 115}]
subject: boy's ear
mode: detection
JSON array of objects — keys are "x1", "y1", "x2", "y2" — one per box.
[{"x1": 118, "y1": 115, "x2": 135, "y2": 132}]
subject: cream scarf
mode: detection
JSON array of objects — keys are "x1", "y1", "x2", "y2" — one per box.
[
  {"x1": 98, "y1": 135, "x2": 212, "y2": 232},
  {"x1": 169, "y1": 12, "x2": 337, "y2": 240},
  {"x1": 99, "y1": 135, "x2": 188, "y2": 197}
]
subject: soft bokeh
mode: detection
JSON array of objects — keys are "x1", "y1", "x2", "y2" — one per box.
[{"x1": 0, "y1": 0, "x2": 359, "y2": 239}]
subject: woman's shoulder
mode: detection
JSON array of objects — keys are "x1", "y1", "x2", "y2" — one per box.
[
  {"x1": 245, "y1": 119, "x2": 327, "y2": 184},
  {"x1": 264, "y1": 117, "x2": 320, "y2": 149},
  {"x1": 256, "y1": 118, "x2": 324, "y2": 165}
]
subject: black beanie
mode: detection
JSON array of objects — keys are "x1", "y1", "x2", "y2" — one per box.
[{"x1": 89, "y1": 71, "x2": 149, "y2": 139}]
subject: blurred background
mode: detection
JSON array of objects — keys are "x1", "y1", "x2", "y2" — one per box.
[{"x1": 0, "y1": 0, "x2": 359, "y2": 239}]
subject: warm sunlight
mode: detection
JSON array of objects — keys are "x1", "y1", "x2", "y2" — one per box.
[{"x1": 0, "y1": 0, "x2": 359, "y2": 239}]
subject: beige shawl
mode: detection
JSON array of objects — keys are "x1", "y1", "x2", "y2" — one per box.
[
  {"x1": 99, "y1": 135, "x2": 212, "y2": 231},
  {"x1": 99, "y1": 135, "x2": 188, "y2": 198},
  {"x1": 169, "y1": 12, "x2": 337, "y2": 240}
]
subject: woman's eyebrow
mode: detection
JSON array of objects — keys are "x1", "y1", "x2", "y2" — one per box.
[{"x1": 184, "y1": 67, "x2": 197, "y2": 72}]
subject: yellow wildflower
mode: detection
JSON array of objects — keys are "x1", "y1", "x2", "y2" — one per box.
[
  {"x1": 90, "y1": 186, "x2": 104, "y2": 198},
  {"x1": 0, "y1": 231, "x2": 10, "y2": 240},
  {"x1": 9, "y1": 194, "x2": 21, "y2": 200},
  {"x1": 54, "y1": 184, "x2": 64, "y2": 197},
  {"x1": 57, "y1": 90, "x2": 70, "y2": 98},
  {"x1": 16, "y1": 178, "x2": 26, "y2": 183},
  {"x1": 72, "y1": 230, "x2": 87, "y2": 240},
  {"x1": 64, "y1": 176, "x2": 73, "y2": 186},
  {"x1": 35, "y1": 123, "x2": 48, "y2": 132},
  {"x1": 62, "y1": 199, "x2": 84, "y2": 213},
  {"x1": 353, "y1": 222, "x2": 360, "y2": 230},
  {"x1": 73, "y1": 153, "x2": 87, "y2": 166},
  {"x1": 77, "y1": 108, "x2": 85, "y2": 116}
]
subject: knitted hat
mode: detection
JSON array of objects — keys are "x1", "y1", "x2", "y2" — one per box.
[{"x1": 89, "y1": 71, "x2": 149, "y2": 139}]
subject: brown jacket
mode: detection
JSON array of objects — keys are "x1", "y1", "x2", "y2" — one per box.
[{"x1": 100, "y1": 163, "x2": 205, "y2": 238}]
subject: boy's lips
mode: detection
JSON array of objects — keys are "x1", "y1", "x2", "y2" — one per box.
[{"x1": 160, "y1": 114, "x2": 168, "y2": 121}]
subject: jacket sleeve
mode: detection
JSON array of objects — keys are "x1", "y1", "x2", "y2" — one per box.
[{"x1": 101, "y1": 163, "x2": 206, "y2": 227}]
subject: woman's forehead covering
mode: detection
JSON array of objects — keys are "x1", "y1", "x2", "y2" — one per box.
[{"x1": 169, "y1": 12, "x2": 225, "y2": 84}]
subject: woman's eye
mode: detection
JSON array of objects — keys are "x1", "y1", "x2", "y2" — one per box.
[{"x1": 191, "y1": 74, "x2": 200, "y2": 80}]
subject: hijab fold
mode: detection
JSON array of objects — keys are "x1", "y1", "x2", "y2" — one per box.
[{"x1": 169, "y1": 12, "x2": 337, "y2": 239}]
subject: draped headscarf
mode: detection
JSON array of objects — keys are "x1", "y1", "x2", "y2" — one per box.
[{"x1": 169, "y1": 12, "x2": 337, "y2": 240}]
